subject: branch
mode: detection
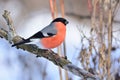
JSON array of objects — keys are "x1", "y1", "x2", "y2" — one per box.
[
  {"x1": 0, "y1": 29, "x2": 99, "y2": 80},
  {"x1": 2, "y1": 10, "x2": 16, "y2": 43},
  {"x1": 0, "y1": 10, "x2": 99, "y2": 80}
]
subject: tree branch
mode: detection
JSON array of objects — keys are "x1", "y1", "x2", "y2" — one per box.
[{"x1": 0, "y1": 10, "x2": 99, "y2": 80}]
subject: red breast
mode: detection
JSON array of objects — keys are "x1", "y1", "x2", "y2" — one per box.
[{"x1": 41, "y1": 22, "x2": 66, "y2": 49}]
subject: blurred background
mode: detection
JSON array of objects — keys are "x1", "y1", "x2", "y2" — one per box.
[{"x1": 0, "y1": 0, "x2": 120, "y2": 80}]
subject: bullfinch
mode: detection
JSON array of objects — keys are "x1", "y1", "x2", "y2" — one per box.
[{"x1": 12, "y1": 17, "x2": 69, "y2": 49}]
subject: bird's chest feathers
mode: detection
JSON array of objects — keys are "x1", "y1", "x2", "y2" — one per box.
[{"x1": 41, "y1": 22, "x2": 66, "y2": 48}]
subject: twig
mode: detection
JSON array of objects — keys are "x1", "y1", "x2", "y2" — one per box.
[
  {"x1": 60, "y1": 0, "x2": 68, "y2": 79},
  {"x1": 107, "y1": 1, "x2": 112, "y2": 78},
  {"x1": 49, "y1": 0, "x2": 55, "y2": 19},
  {"x1": 2, "y1": 10, "x2": 16, "y2": 43}
]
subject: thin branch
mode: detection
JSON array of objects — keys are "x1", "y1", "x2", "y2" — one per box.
[
  {"x1": 60, "y1": 0, "x2": 68, "y2": 79},
  {"x1": 107, "y1": 0, "x2": 112, "y2": 78},
  {"x1": 2, "y1": 10, "x2": 16, "y2": 42},
  {"x1": 49, "y1": 0, "x2": 55, "y2": 19}
]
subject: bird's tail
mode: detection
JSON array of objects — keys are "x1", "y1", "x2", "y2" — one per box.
[{"x1": 12, "y1": 39, "x2": 31, "y2": 47}]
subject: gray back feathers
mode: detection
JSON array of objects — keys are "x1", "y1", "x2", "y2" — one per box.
[{"x1": 41, "y1": 23, "x2": 57, "y2": 37}]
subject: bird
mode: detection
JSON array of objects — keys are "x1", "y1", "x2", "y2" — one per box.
[{"x1": 12, "y1": 17, "x2": 69, "y2": 49}]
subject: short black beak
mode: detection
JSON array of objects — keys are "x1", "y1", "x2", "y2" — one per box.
[{"x1": 65, "y1": 21, "x2": 69, "y2": 25}]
